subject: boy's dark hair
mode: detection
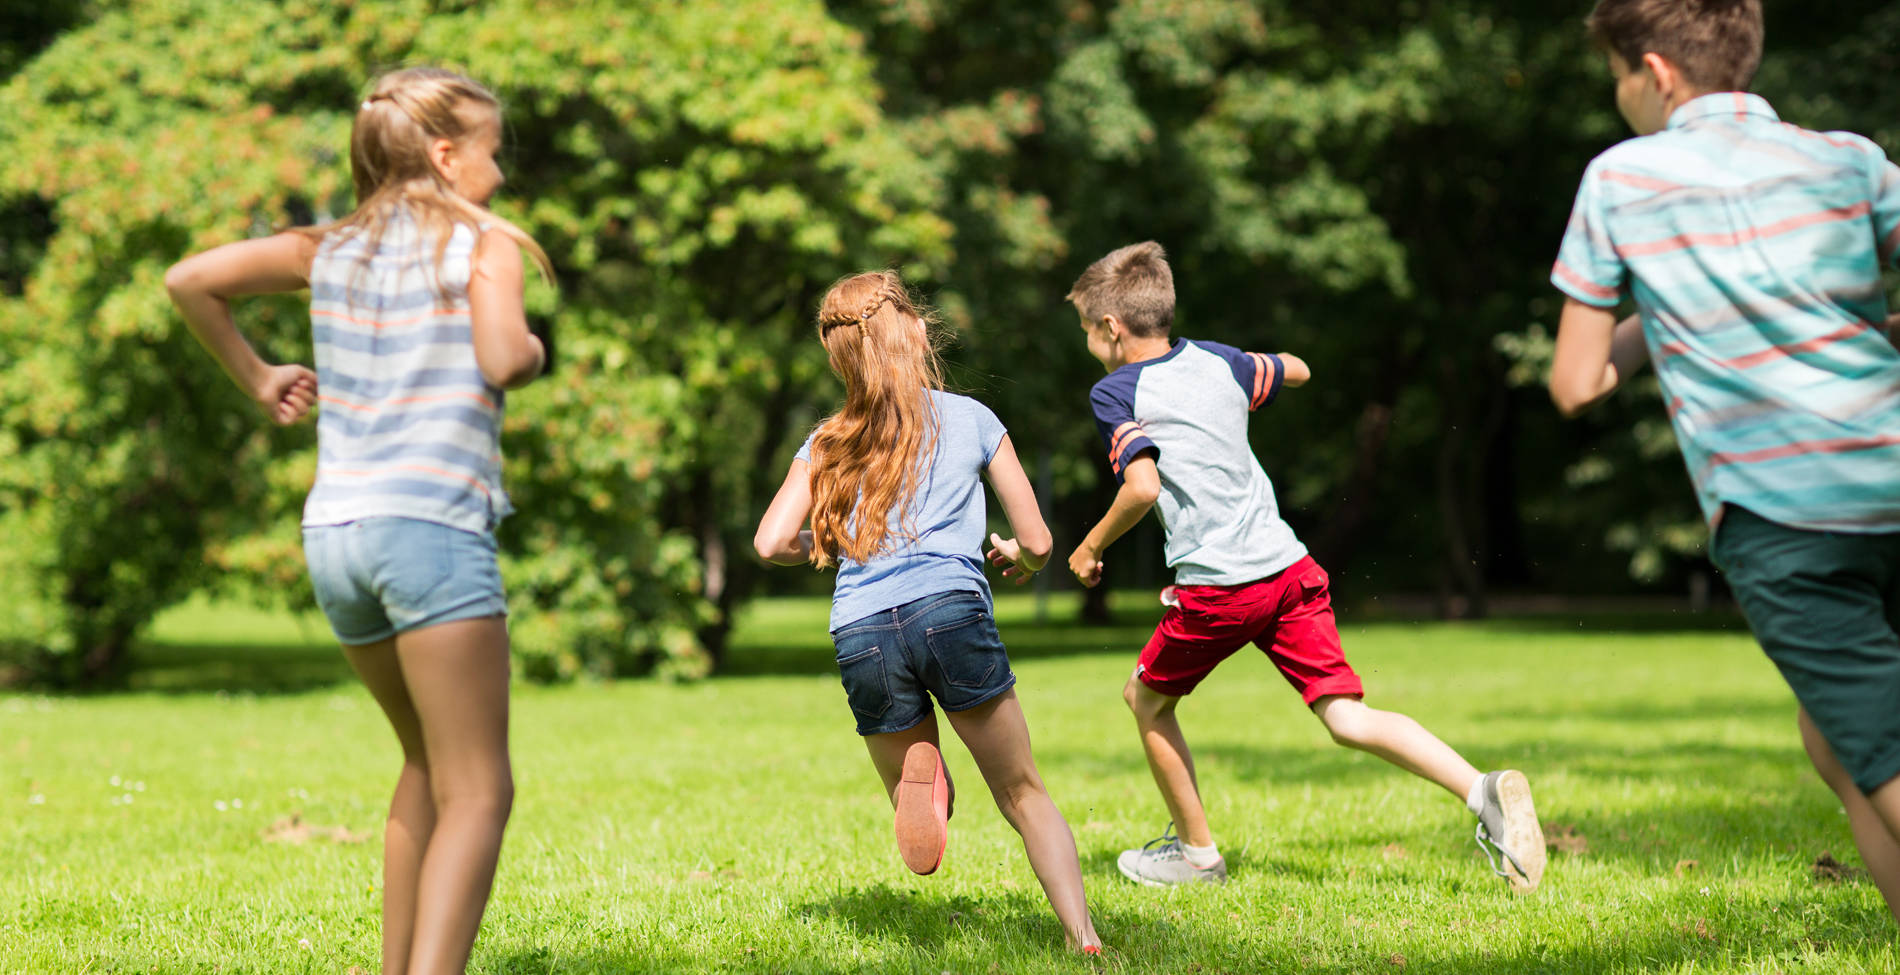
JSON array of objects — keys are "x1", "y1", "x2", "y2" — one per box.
[
  {"x1": 1066, "y1": 241, "x2": 1175, "y2": 338},
  {"x1": 1586, "y1": 0, "x2": 1763, "y2": 93}
]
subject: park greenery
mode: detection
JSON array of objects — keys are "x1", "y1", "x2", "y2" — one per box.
[
  {"x1": 1, "y1": 0, "x2": 1898, "y2": 684},
  {"x1": 5, "y1": 596, "x2": 1898, "y2": 972}
]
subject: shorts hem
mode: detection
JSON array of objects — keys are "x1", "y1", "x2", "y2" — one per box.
[
  {"x1": 1299, "y1": 676, "x2": 1365, "y2": 706},
  {"x1": 393, "y1": 594, "x2": 508, "y2": 637},
  {"x1": 1851, "y1": 747, "x2": 1900, "y2": 795},
  {"x1": 941, "y1": 674, "x2": 1018, "y2": 715},
  {"x1": 333, "y1": 624, "x2": 398, "y2": 647},
  {"x1": 1136, "y1": 667, "x2": 1197, "y2": 698},
  {"x1": 855, "y1": 709, "x2": 932, "y2": 737}
]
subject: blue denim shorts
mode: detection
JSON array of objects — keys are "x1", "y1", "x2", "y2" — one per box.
[
  {"x1": 831, "y1": 590, "x2": 1017, "y2": 736},
  {"x1": 302, "y1": 517, "x2": 507, "y2": 646}
]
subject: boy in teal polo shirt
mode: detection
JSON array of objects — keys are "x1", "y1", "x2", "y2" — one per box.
[{"x1": 1550, "y1": 0, "x2": 1900, "y2": 923}]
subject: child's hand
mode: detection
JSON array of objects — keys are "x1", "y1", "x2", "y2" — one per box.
[
  {"x1": 254, "y1": 364, "x2": 318, "y2": 425},
  {"x1": 1068, "y1": 546, "x2": 1104, "y2": 588},
  {"x1": 986, "y1": 532, "x2": 1037, "y2": 585}
]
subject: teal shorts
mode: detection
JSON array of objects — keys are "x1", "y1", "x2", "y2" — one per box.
[{"x1": 1712, "y1": 505, "x2": 1900, "y2": 794}]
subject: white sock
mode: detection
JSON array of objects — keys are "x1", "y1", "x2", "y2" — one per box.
[
  {"x1": 1181, "y1": 841, "x2": 1222, "y2": 868},
  {"x1": 1465, "y1": 775, "x2": 1487, "y2": 816}
]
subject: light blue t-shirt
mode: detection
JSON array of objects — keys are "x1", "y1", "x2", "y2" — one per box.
[{"x1": 797, "y1": 390, "x2": 1008, "y2": 631}]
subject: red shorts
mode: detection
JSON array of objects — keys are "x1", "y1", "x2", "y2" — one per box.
[{"x1": 1135, "y1": 555, "x2": 1363, "y2": 704}]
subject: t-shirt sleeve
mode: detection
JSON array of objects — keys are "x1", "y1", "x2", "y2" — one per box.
[
  {"x1": 1089, "y1": 375, "x2": 1157, "y2": 483},
  {"x1": 793, "y1": 431, "x2": 816, "y2": 464},
  {"x1": 1551, "y1": 159, "x2": 1627, "y2": 308},
  {"x1": 1863, "y1": 141, "x2": 1900, "y2": 270},
  {"x1": 1197, "y1": 339, "x2": 1286, "y2": 411},
  {"x1": 969, "y1": 399, "x2": 1008, "y2": 465}
]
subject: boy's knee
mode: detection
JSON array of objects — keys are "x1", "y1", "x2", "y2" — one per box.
[
  {"x1": 1124, "y1": 676, "x2": 1177, "y2": 723},
  {"x1": 1315, "y1": 696, "x2": 1371, "y2": 748}
]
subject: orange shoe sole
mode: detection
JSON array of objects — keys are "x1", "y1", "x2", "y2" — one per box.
[{"x1": 894, "y1": 742, "x2": 949, "y2": 875}]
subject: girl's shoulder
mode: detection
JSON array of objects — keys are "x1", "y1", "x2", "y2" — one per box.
[{"x1": 928, "y1": 389, "x2": 996, "y2": 421}]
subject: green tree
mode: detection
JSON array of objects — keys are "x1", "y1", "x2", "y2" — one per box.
[
  {"x1": 833, "y1": 0, "x2": 1624, "y2": 614},
  {"x1": 0, "y1": 0, "x2": 950, "y2": 684}
]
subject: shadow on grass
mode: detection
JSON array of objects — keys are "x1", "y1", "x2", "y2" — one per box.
[
  {"x1": 721, "y1": 608, "x2": 1754, "y2": 678},
  {"x1": 477, "y1": 880, "x2": 1890, "y2": 974},
  {"x1": 720, "y1": 612, "x2": 1161, "y2": 677},
  {"x1": 117, "y1": 640, "x2": 353, "y2": 696}
]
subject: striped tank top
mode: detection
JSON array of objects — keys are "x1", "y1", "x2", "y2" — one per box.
[{"x1": 305, "y1": 211, "x2": 512, "y2": 533}]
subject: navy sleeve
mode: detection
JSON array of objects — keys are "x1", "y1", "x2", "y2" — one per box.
[
  {"x1": 1089, "y1": 372, "x2": 1157, "y2": 483},
  {"x1": 1197, "y1": 339, "x2": 1286, "y2": 411}
]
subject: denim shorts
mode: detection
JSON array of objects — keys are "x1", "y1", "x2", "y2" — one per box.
[
  {"x1": 302, "y1": 517, "x2": 507, "y2": 646},
  {"x1": 830, "y1": 590, "x2": 1017, "y2": 736}
]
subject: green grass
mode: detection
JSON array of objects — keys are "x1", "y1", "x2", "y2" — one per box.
[{"x1": 4, "y1": 595, "x2": 1896, "y2": 973}]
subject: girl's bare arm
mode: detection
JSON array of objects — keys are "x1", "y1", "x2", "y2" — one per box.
[
  {"x1": 754, "y1": 459, "x2": 815, "y2": 565},
  {"x1": 469, "y1": 229, "x2": 546, "y2": 390},
  {"x1": 982, "y1": 435, "x2": 1051, "y2": 583},
  {"x1": 164, "y1": 231, "x2": 319, "y2": 425}
]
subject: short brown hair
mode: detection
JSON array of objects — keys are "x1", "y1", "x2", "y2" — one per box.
[
  {"x1": 1586, "y1": 0, "x2": 1763, "y2": 93},
  {"x1": 1066, "y1": 241, "x2": 1175, "y2": 338}
]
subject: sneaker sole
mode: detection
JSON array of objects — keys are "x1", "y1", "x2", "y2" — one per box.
[
  {"x1": 1115, "y1": 853, "x2": 1226, "y2": 887},
  {"x1": 1116, "y1": 855, "x2": 1170, "y2": 887},
  {"x1": 1495, "y1": 770, "x2": 1546, "y2": 894},
  {"x1": 894, "y1": 742, "x2": 948, "y2": 875}
]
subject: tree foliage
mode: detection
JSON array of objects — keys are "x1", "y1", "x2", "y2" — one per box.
[
  {"x1": 3, "y1": 1, "x2": 1896, "y2": 685},
  {"x1": 0, "y1": 0, "x2": 950, "y2": 683}
]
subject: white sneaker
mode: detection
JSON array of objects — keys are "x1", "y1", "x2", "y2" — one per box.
[{"x1": 1116, "y1": 824, "x2": 1227, "y2": 886}]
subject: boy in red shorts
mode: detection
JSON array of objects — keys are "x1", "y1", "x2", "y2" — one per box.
[{"x1": 1064, "y1": 241, "x2": 1546, "y2": 891}]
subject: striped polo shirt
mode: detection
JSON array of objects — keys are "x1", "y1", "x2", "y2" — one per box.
[
  {"x1": 1553, "y1": 92, "x2": 1900, "y2": 532},
  {"x1": 305, "y1": 211, "x2": 512, "y2": 533}
]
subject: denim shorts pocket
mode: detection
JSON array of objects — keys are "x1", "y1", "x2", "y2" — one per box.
[
  {"x1": 926, "y1": 611, "x2": 1006, "y2": 689},
  {"x1": 835, "y1": 643, "x2": 893, "y2": 724},
  {"x1": 372, "y1": 521, "x2": 457, "y2": 612}
]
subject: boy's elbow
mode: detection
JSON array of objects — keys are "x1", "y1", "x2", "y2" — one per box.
[{"x1": 1548, "y1": 381, "x2": 1591, "y2": 419}]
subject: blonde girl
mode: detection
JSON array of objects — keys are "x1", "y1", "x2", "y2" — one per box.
[
  {"x1": 754, "y1": 272, "x2": 1102, "y2": 953},
  {"x1": 165, "y1": 67, "x2": 549, "y2": 975}
]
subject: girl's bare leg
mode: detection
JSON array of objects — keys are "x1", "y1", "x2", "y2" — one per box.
[
  {"x1": 342, "y1": 637, "x2": 434, "y2": 975},
  {"x1": 944, "y1": 690, "x2": 1101, "y2": 951},
  {"x1": 863, "y1": 711, "x2": 953, "y2": 815},
  {"x1": 393, "y1": 616, "x2": 515, "y2": 975}
]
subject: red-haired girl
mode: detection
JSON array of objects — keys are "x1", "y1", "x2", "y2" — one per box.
[{"x1": 755, "y1": 271, "x2": 1102, "y2": 953}]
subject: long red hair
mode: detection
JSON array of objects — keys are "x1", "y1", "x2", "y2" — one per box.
[{"x1": 806, "y1": 271, "x2": 946, "y2": 568}]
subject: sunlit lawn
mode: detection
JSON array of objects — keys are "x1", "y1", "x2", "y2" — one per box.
[{"x1": 3, "y1": 593, "x2": 1896, "y2": 973}]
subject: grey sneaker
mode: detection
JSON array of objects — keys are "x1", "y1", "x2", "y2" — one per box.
[
  {"x1": 1474, "y1": 770, "x2": 1546, "y2": 894},
  {"x1": 1115, "y1": 825, "x2": 1227, "y2": 886}
]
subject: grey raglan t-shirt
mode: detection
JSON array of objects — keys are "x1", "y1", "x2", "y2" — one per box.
[{"x1": 1090, "y1": 338, "x2": 1308, "y2": 586}]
